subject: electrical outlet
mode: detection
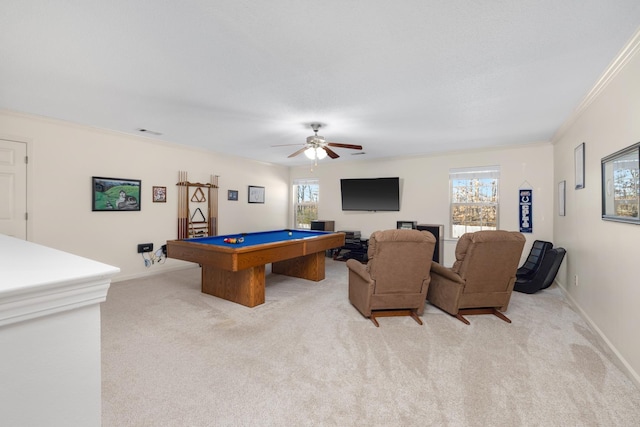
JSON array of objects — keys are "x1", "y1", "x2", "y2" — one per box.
[
  {"x1": 137, "y1": 243, "x2": 154, "y2": 253},
  {"x1": 574, "y1": 274, "x2": 579, "y2": 286}
]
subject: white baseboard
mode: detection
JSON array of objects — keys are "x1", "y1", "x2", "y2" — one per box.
[
  {"x1": 111, "y1": 264, "x2": 199, "y2": 283},
  {"x1": 556, "y1": 280, "x2": 640, "y2": 390}
]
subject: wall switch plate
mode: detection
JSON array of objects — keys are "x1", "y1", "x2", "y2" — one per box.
[{"x1": 137, "y1": 243, "x2": 154, "y2": 253}]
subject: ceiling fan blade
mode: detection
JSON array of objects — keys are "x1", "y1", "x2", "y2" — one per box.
[
  {"x1": 288, "y1": 147, "x2": 308, "y2": 158},
  {"x1": 322, "y1": 146, "x2": 340, "y2": 159},
  {"x1": 326, "y1": 142, "x2": 363, "y2": 150}
]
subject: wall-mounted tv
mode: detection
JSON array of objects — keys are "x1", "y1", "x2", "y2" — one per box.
[{"x1": 340, "y1": 177, "x2": 400, "y2": 211}]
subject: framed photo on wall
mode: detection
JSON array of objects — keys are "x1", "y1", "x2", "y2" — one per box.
[
  {"x1": 228, "y1": 190, "x2": 239, "y2": 201},
  {"x1": 92, "y1": 177, "x2": 141, "y2": 211},
  {"x1": 248, "y1": 185, "x2": 265, "y2": 203},
  {"x1": 575, "y1": 142, "x2": 585, "y2": 189},
  {"x1": 152, "y1": 186, "x2": 166, "y2": 203},
  {"x1": 558, "y1": 180, "x2": 566, "y2": 216},
  {"x1": 601, "y1": 142, "x2": 640, "y2": 224}
]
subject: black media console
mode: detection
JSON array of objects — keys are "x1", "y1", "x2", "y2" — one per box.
[
  {"x1": 333, "y1": 230, "x2": 368, "y2": 263},
  {"x1": 416, "y1": 224, "x2": 444, "y2": 263}
]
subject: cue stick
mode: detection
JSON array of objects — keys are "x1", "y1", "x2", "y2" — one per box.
[{"x1": 209, "y1": 174, "x2": 219, "y2": 236}]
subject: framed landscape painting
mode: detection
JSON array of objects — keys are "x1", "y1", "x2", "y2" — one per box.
[
  {"x1": 601, "y1": 142, "x2": 640, "y2": 224},
  {"x1": 92, "y1": 177, "x2": 141, "y2": 211}
]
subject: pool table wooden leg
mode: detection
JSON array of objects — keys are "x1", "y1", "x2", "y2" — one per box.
[
  {"x1": 272, "y1": 252, "x2": 325, "y2": 281},
  {"x1": 201, "y1": 265, "x2": 265, "y2": 307}
]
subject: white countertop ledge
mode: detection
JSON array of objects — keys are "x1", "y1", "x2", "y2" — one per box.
[{"x1": 0, "y1": 234, "x2": 120, "y2": 326}]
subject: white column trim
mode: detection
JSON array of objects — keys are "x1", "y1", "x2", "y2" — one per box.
[{"x1": 0, "y1": 235, "x2": 119, "y2": 326}]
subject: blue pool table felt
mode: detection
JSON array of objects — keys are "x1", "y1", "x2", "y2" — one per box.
[{"x1": 183, "y1": 229, "x2": 333, "y2": 248}]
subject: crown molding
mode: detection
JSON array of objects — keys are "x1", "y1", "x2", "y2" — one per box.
[{"x1": 552, "y1": 28, "x2": 640, "y2": 143}]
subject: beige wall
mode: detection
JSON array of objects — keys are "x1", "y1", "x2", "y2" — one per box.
[
  {"x1": 0, "y1": 111, "x2": 290, "y2": 281},
  {"x1": 552, "y1": 33, "x2": 640, "y2": 385},
  {"x1": 290, "y1": 143, "x2": 555, "y2": 267}
]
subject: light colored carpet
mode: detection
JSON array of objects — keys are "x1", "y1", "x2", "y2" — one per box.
[{"x1": 102, "y1": 260, "x2": 640, "y2": 426}]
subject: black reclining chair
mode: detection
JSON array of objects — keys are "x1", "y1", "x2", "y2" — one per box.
[
  {"x1": 516, "y1": 240, "x2": 553, "y2": 280},
  {"x1": 514, "y1": 248, "x2": 566, "y2": 294}
]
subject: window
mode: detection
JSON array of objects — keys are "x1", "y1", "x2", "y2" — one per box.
[
  {"x1": 293, "y1": 179, "x2": 319, "y2": 229},
  {"x1": 450, "y1": 166, "x2": 500, "y2": 238}
]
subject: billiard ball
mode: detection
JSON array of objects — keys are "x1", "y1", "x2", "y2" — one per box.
[{"x1": 288, "y1": 231, "x2": 292, "y2": 236}]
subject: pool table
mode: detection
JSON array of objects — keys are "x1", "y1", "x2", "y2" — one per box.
[{"x1": 166, "y1": 229, "x2": 345, "y2": 307}]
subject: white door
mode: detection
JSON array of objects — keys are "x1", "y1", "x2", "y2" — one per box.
[{"x1": 0, "y1": 139, "x2": 27, "y2": 239}]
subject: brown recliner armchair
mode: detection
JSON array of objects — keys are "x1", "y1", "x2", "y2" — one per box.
[
  {"x1": 346, "y1": 229, "x2": 436, "y2": 327},
  {"x1": 427, "y1": 230, "x2": 525, "y2": 324}
]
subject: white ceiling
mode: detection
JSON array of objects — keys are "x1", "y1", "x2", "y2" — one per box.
[{"x1": 2, "y1": 1, "x2": 640, "y2": 166}]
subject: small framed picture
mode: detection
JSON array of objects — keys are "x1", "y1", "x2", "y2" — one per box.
[
  {"x1": 228, "y1": 190, "x2": 239, "y2": 201},
  {"x1": 92, "y1": 176, "x2": 141, "y2": 211},
  {"x1": 153, "y1": 186, "x2": 167, "y2": 203},
  {"x1": 248, "y1": 185, "x2": 265, "y2": 203},
  {"x1": 558, "y1": 181, "x2": 566, "y2": 216},
  {"x1": 575, "y1": 142, "x2": 585, "y2": 189}
]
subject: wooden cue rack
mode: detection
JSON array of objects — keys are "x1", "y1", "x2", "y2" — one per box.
[{"x1": 177, "y1": 171, "x2": 219, "y2": 239}]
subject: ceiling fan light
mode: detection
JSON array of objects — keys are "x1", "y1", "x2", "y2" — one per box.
[
  {"x1": 316, "y1": 148, "x2": 327, "y2": 159},
  {"x1": 304, "y1": 147, "x2": 316, "y2": 159}
]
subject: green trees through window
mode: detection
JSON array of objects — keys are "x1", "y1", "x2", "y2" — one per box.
[
  {"x1": 293, "y1": 179, "x2": 319, "y2": 229},
  {"x1": 450, "y1": 167, "x2": 500, "y2": 238}
]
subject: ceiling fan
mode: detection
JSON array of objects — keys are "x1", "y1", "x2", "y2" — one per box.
[{"x1": 276, "y1": 123, "x2": 363, "y2": 161}]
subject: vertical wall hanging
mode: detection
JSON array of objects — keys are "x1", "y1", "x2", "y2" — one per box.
[
  {"x1": 558, "y1": 181, "x2": 566, "y2": 216},
  {"x1": 176, "y1": 171, "x2": 219, "y2": 239},
  {"x1": 575, "y1": 142, "x2": 585, "y2": 189},
  {"x1": 519, "y1": 182, "x2": 533, "y2": 233}
]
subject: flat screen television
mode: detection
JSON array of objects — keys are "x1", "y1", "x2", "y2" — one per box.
[{"x1": 340, "y1": 177, "x2": 400, "y2": 211}]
